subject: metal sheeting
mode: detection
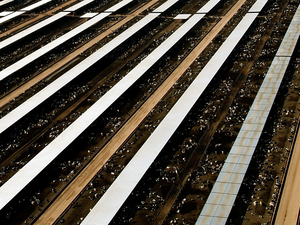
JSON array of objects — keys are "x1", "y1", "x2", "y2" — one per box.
[
  {"x1": 81, "y1": 13, "x2": 257, "y2": 225},
  {"x1": 20, "y1": 0, "x2": 52, "y2": 11},
  {"x1": 80, "y1": 12, "x2": 98, "y2": 18},
  {"x1": 276, "y1": 11, "x2": 300, "y2": 57},
  {"x1": 0, "y1": 11, "x2": 24, "y2": 24},
  {"x1": 197, "y1": 0, "x2": 220, "y2": 14},
  {"x1": 64, "y1": 0, "x2": 94, "y2": 12},
  {"x1": 0, "y1": 12, "x2": 158, "y2": 134},
  {"x1": 0, "y1": 11, "x2": 70, "y2": 51},
  {"x1": 174, "y1": 14, "x2": 191, "y2": 19},
  {"x1": 0, "y1": 0, "x2": 14, "y2": 7},
  {"x1": 248, "y1": 0, "x2": 268, "y2": 13},
  {"x1": 196, "y1": 4, "x2": 300, "y2": 225},
  {"x1": 152, "y1": 0, "x2": 179, "y2": 13},
  {"x1": 0, "y1": 11, "x2": 13, "y2": 16},
  {"x1": 196, "y1": 59, "x2": 290, "y2": 225},
  {"x1": 0, "y1": 13, "x2": 160, "y2": 211},
  {"x1": 0, "y1": 13, "x2": 203, "y2": 214},
  {"x1": 0, "y1": 12, "x2": 109, "y2": 81},
  {"x1": 0, "y1": 0, "x2": 136, "y2": 51},
  {"x1": 0, "y1": 12, "x2": 204, "y2": 214},
  {"x1": 105, "y1": 0, "x2": 133, "y2": 12}
]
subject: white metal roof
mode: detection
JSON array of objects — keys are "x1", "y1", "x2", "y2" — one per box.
[
  {"x1": 80, "y1": 12, "x2": 98, "y2": 18},
  {"x1": 276, "y1": 11, "x2": 300, "y2": 57},
  {"x1": 0, "y1": 13, "x2": 160, "y2": 210},
  {"x1": 0, "y1": 13, "x2": 159, "y2": 135},
  {"x1": 0, "y1": 12, "x2": 109, "y2": 81},
  {"x1": 196, "y1": 57, "x2": 291, "y2": 225},
  {"x1": 64, "y1": 0, "x2": 94, "y2": 12},
  {"x1": 0, "y1": 12, "x2": 204, "y2": 212},
  {"x1": 196, "y1": 5, "x2": 300, "y2": 224},
  {"x1": 196, "y1": 0, "x2": 220, "y2": 14},
  {"x1": 152, "y1": 0, "x2": 179, "y2": 13},
  {"x1": 174, "y1": 14, "x2": 190, "y2": 19},
  {"x1": 20, "y1": 0, "x2": 52, "y2": 11},
  {"x1": 104, "y1": 0, "x2": 133, "y2": 12},
  {"x1": 0, "y1": 11, "x2": 24, "y2": 24},
  {"x1": 0, "y1": 11, "x2": 69, "y2": 50},
  {"x1": 0, "y1": 11, "x2": 13, "y2": 16},
  {"x1": 81, "y1": 13, "x2": 256, "y2": 225},
  {"x1": 248, "y1": 0, "x2": 268, "y2": 13},
  {"x1": 0, "y1": 0, "x2": 14, "y2": 7}
]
